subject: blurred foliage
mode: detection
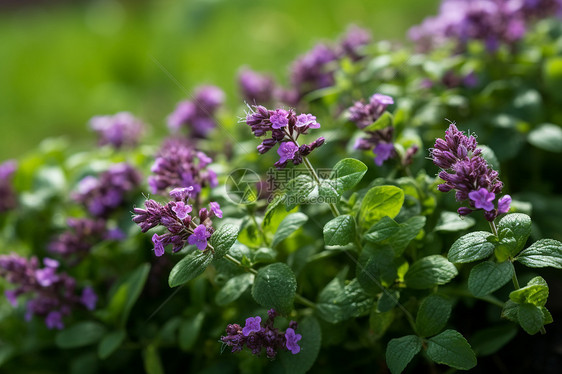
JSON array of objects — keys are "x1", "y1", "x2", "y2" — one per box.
[{"x1": 0, "y1": 0, "x2": 439, "y2": 160}]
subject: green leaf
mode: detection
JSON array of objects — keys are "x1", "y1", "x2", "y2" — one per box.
[
  {"x1": 383, "y1": 216, "x2": 426, "y2": 256},
  {"x1": 509, "y1": 276, "x2": 549, "y2": 307},
  {"x1": 357, "y1": 245, "x2": 396, "y2": 295},
  {"x1": 385, "y1": 335, "x2": 422, "y2": 374},
  {"x1": 517, "y1": 304, "x2": 545, "y2": 335},
  {"x1": 318, "y1": 158, "x2": 368, "y2": 201},
  {"x1": 377, "y1": 289, "x2": 400, "y2": 313},
  {"x1": 215, "y1": 273, "x2": 254, "y2": 306},
  {"x1": 501, "y1": 300, "x2": 520, "y2": 322},
  {"x1": 415, "y1": 295, "x2": 452, "y2": 337},
  {"x1": 56, "y1": 321, "x2": 106, "y2": 349},
  {"x1": 448, "y1": 231, "x2": 495, "y2": 263},
  {"x1": 323, "y1": 215, "x2": 356, "y2": 246},
  {"x1": 316, "y1": 278, "x2": 373, "y2": 323},
  {"x1": 528, "y1": 123, "x2": 562, "y2": 152},
  {"x1": 252, "y1": 263, "x2": 296, "y2": 314},
  {"x1": 364, "y1": 216, "x2": 400, "y2": 243},
  {"x1": 370, "y1": 308, "x2": 394, "y2": 338},
  {"x1": 168, "y1": 252, "x2": 213, "y2": 288},
  {"x1": 359, "y1": 186, "x2": 404, "y2": 230},
  {"x1": 210, "y1": 224, "x2": 239, "y2": 259},
  {"x1": 468, "y1": 261, "x2": 514, "y2": 297},
  {"x1": 143, "y1": 344, "x2": 164, "y2": 374},
  {"x1": 179, "y1": 312, "x2": 205, "y2": 351},
  {"x1": 98, "y1": 330, "x2": 126, "y2": 359},
  {"x1": 364, "y1": 111, "x2": 394, "y2": 132},
  {"x1": 426, "y1": 330, "x2": 477, "y2": 370},
  {"x1": 470, "y1": 324, "x2": 518, "y2": 356},
  {"x1": 279, "y1": 316, "x2": 322, "y2": 374},
  {"x1": 497, "y1": 213, "x2": 531, "y2": 255},
  {"x1": 516, "y1": 239, "x2": 562, "y2": 269},
  {"x1": 272, "y1": 212, "x2": 308, "y2": 248},
  {"x1": 434, "y1": 212, "x2": 475, "y2": 232},
  {"x1": 404, "y1": 255, "x2": 458, "y2": 289},
  {"x1": 285, "y1": 174, "x2": 315, "y2": 211}
]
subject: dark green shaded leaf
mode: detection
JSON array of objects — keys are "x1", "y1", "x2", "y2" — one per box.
[
  {"x1": 357, "y1": 245, "x2": 396, "y2": 295},
  {"x1": 448, "y1": 231, "x2": 495, "y2": 263},
  {"x1": 385, "y1": 335, "x2": 422, "y2": 374},
  {"x1": 516, "y1": 239, "x2": 562, "y2": 269},
  {"x1": 210, "y1": 224, "x2": 239, "y2": 259},
  {"x1": 415, "y1": 294, "x2": 452, "y2": 337},
  {"x1": 470, "y1": 324, "x2": 517, "y2": 356},
  {"x1": 215, "y1": 273, "x2": 254, "y2": 306},
  {"x1": 364, "y1": 216, "x2": 400, "y2": 243},
  {"x1": 252, "y1": 263, "x2": 296, "y2": 314},
  {"x1": 497, "y1": 213, "x2": 531, "y2": 255},
  {"x1": 98, "y1": 330, "x2": 126, "y2": 359},
  {"x1": 168, "y1": 252, "x2": 213, "y2": 288},
  {"x1": 179, "y1": 312, "x2": 205, "y2": 350},
  {"x1": 280, "y1": 316, "x2": 322, "y2": 374},
  {"x1": 518, "y1": 304, "x2": 544, "y2": 335},
  {"x1": 468, "y1": 261, "x2": 514, "y2": 297},
  {"x1": 434, "y1": 212, "x2": 475, "y2": 232},
  {"x1": 528, "y1": 123, "x2": 562, "y2": 152},
  {"x1": 404, "y1": 255, "x2": 458, "y2": 289},
  {"x1": 318, "y1": 158, "x2": 368, "y2": 201},
  {"x1": 384, "y1": 216, "x2": 426, "y2": 255},
  {"x1": 285, "y1": 175, "x2": 315, "y2": 211},
  {"x1": 143, "y1": 344, "x2": 164, "y2": 374},
  {"x1": 56, "y1": 321, "x2": 106, "y2": 349},
  {"x1": 426, "y1": 330, "x2": 477, "y2": 370}
]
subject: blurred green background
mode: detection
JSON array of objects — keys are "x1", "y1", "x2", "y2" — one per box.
[{"x1": 0, "y1": 0, "x2": 439, "y2": 160}]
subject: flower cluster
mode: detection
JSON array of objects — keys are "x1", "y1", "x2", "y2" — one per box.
[
  {"x1": 245, "y1": 105, "x2": 325, "y2": 168},
  {"x1": 432, "y1": 123, "x2": 511, "y2": 221},
  {"x1": 89, "y1": 112, "x2": 145, "y2": 149},
  {"x1": 408, "y1": 0, "x2": 562, "y2": 53},
  {"x1": 0, "y1": 160, "x2": 17, "y2": 213},
  {"x1": 132, "y1": 187, "x2": 222, "y2": 256},
  {"x1": 73, "y1": 163, "x2": 142, "y2": 218},
  {"x1": 167, "y1": 85, "x2": 225, "y2": 138},
  {"x1": 350, "y1": 93, "x2": 401, "y2": 166},
  {"x1": 48, "y1": 218, "x2": 110, "y2": 264},
  {"x1": 220, "y1": 309, "x2": 302, "y2": 359},
  {"x1": 148, "y1": 139, "x2": 217, "y2": 198},
  {"x1": 0, "y1": 254, "x2": 97, "y2": 329}
]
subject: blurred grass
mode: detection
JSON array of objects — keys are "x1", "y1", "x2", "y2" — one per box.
[{"x1": 0, "y1": 0, "x2": 439, "y2": 160}]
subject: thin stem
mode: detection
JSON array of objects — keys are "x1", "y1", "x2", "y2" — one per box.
[
  {"x1": 511, "y1": 272, "x2": 520, "y2": 290},
  {"x1": 489, "y1": 220, "x2": 499, "y2": 237},
  {"x1": 224, "y1": 254, "x2": 258, "y2": 275},
  {"x1": 294, "y1": 294, "x2": 316, "y2": 309},
  {"x1": 302, "y1": 157, "x2": 341, "y2": 217}
]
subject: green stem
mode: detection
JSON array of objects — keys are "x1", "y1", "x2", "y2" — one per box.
[
  {"x1": 302, "y1": 157, "x2": 340, "y2": 217},
  {"x1": 294, "y1": 294, "x2": 316, "y2": 309},
  {"x1": 509, "y1": 260, "x2": 546, "y2": 335}
]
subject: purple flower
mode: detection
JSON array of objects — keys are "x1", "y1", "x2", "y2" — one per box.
[
  {"x1": 35, "y1": 268, "x2": 59, "y2": 287},
  {"x1": 242, "y1": 316, "x2": 262, "y2": 336},
  {"x1": 468, "y1": 188, "x2": 496, "y2": 211},
  {"x1": 80, "y1": 287, "x2": 98, "y2": 311},
  {"x1": 371, "y1": 94, "x2": 394, "y2": 107},
  {"x1": 209, "y1": 202, "x2": 223, "y2": 218},
  {"x1": 238, "y1": 68, "x2": 276, "y2": 104},
  {"x1": 277, "y1": 142, "x2": 299, "y2": 164},
  {"x1": 45, "y1": 311, "x2": 64, "y2": 330},
  {"x1": 339, "y1": 25, "x2": 372, "y2": 61},
  {"x1": 0, "y1": 160, "x2": 17, "y2": 213},
  {"x1": 5, "y1": 290, "x2": 18, "y2": 306},
  {"x1": 270, "y1": 109, "x2": 289, "y2": 129},
  {"x1": 172, "y1": 201, "x2": 192, "y2": 220},
  {"x1": 43, "y1": 258, "x2": 59, "y2": 268},
  {"x1": 285, "y1": 328, "x2": 302, "y2": 354},
  {"x1": 295, "y1": 114, "x2": 320, "y2": 129},
  {"x1": 188, "y1": 224, "x2": 211, "y2": 251},
  {"x1": 373, "y1": 143, "x2": 395, "y2": 166},
  {"x1": 432, "y1": 123, "x2": 507, "y2": 221},
  {"x1": 148, "y1": 139, "x2": 216, "y2": 197},
  {"x1": 167, "y1": 85, "x2": 224, "y2": 138},
  {"x1": 89, "y1": 112, "x2": 145, "y2": 149},
  {"x1": 290, "y1": 44, "x2": 338, "y2": 99},
  {"x1": 48, "y1": 218, "x2": 108, "y2": 264},
  {"x1": 169, "y1": 187, "x2": 194, "y2": 202},
  {"x1": 152, "y1": 234, "x2": 166, "y2": 257},
  {"x1": 498, "y1": 194, "x2": 512, "y2": 214}
]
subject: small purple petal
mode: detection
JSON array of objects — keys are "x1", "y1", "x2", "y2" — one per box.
[
  {"x1": 5, "y1": 290, "x2": 17, "y2": 306},
  {"x1": 373, "y1": 143, "x2": 394, "y2": 166},
  {"x1": 497, "y1": 195, "x2": 512, "y2": 215},
  {"x1": 45, "y1": 311, "x2": 64, "y2": 330},
  {"x1": 152, "y1": 234, "x2": 165, "y2": 257},
  {"x1": 43, "y1": 258, "x2": 59, "y2": 269},
  {"x1": 209, "y1": 202, "x2": 223, "y2": 218},
  {"x1": 270, "y1": 109, "x2": 289, "y2": 129},
  {"x1": 80, "y1": 286, "x2": 98, "y2": 311},
  {"x1": 172, "y1": 201, "x2": 192, "y2": 220},
  {"x1": 277, "y1": 142, "x2": 299, "y2": 164},
  {"x1": 187, "y1": 224, "x2": 211, "y2": 251},
  {"x1": 242, "y1": 316, "x2": 262, "y2": 336},
  {"x1": 285, "y1": 327, "x2": 302, "y2": 354},
  {"x1": 468, "y1": 188, "x2": 496, "y2": 211}
]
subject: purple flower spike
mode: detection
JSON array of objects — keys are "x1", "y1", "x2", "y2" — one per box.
[
  {"x1": 370, "y1": 94, "x2": 394, "y2": 106},
  {"x1": 0, "y1": 160, "x2": 18, "y2": 213},
  {"x1": 5, "y1": 290, "x2": 18, "y2": 306},
  {"x1": 80, "y1": 287, "x2": 98, "y2": 311},
  {"x1": 242, "y1": 316, "x2": 262, "y2": 336},
  {"x1": 277, "y1": 142, "x2": 299, "y2": 164},
  {"x1": 373, "y1": 143, "x2": 395, "y2": 166},
  {"x1": 172, "y1": 201, "x2": 192, "y2": 220},
  {"x1": 45, "y1": 311, "x2": 64, "y2": 330},
  {"x1": 89, "y1": 112, "x2": 145, "y2": 149},
  {"x1": 152, "y1": 234, "x2": 165, "y2": 257},
  {"x1": 285, "y1": 328, "x2": 302, "y2": 354},
  {"x1": 209, "y1": 202, "x2": 223, "y2": 218},
  {"x1": 497, "y1": 195, "x2": 512, "y2": 214},
  {"x1": 295, "y1": 114, "x2": 318, "y2": 128},
  {"x1": 188, "y1": 224, "x2": 211, "y2": 251},
  {"x1": 169, "y1": 186, "x2": 194, "y2": 202},
  {"x1": 35, "y1": 268, "x2": 59, "y2": 287},
  {"x1": 43, "y1": 258, "x2": 59, "y2": 269},
  {"x1": 469, "y1": 188, "x2": 496, "y2": 212}
]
